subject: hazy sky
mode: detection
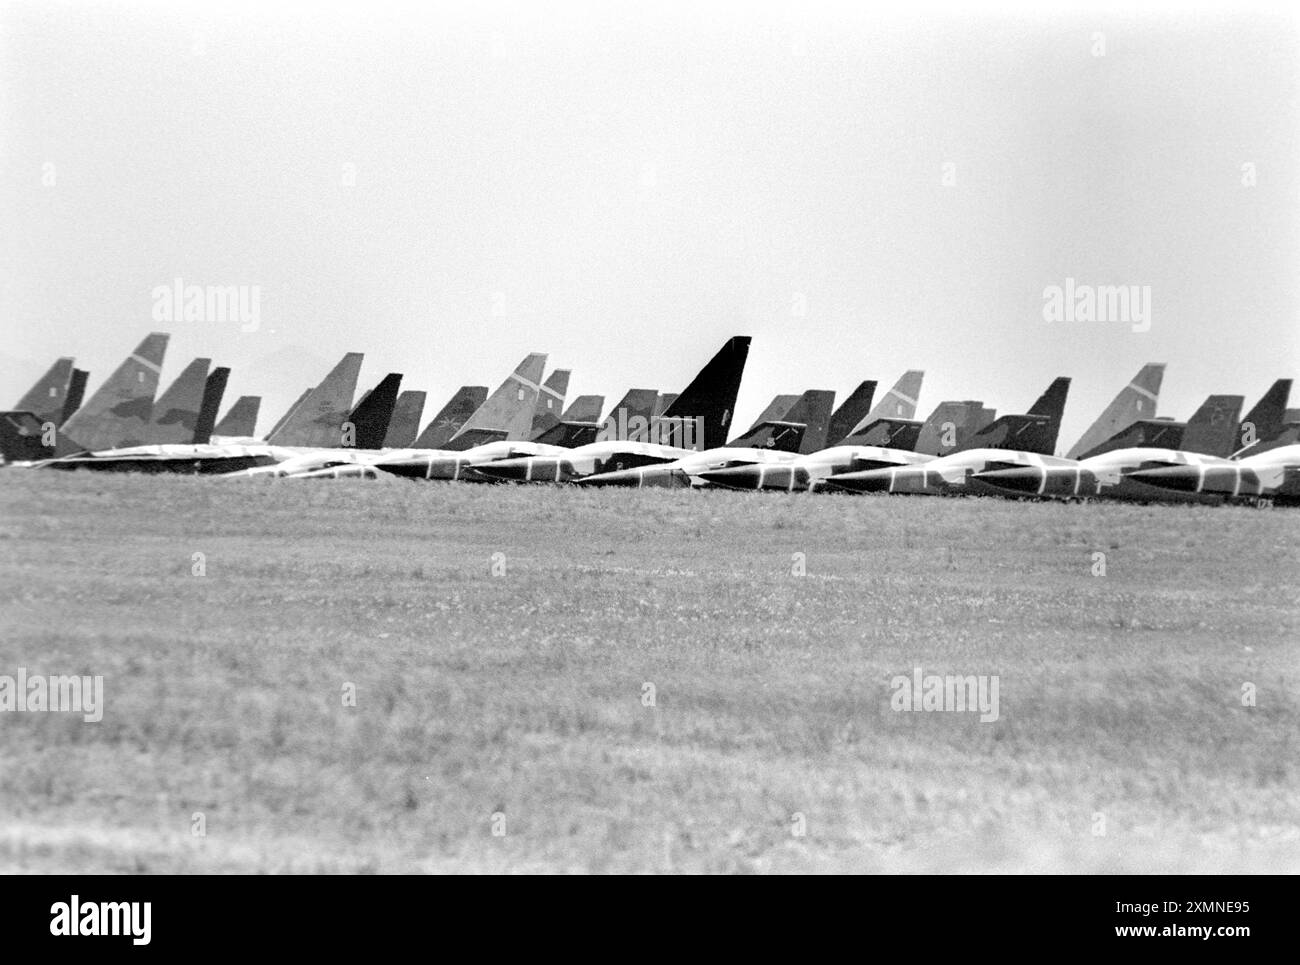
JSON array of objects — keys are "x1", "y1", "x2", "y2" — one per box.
[{"x1": 2, "y1": 0, "x2": 1297, "y2": 448}]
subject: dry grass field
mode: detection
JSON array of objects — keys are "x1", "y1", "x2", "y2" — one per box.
[{"x1": 0, "y1": 471, "x2": 1297, "y2": 873}]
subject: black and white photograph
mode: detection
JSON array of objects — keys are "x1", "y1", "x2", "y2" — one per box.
[{"x1": 0, "y1": 0, "x2": 1295, "y2": 911}]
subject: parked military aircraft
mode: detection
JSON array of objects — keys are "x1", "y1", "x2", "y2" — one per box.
[
  {"x1": 572, "y1": 387, "x2": 826, "y2": 488},
  {"x1": 1127, "y1": 443, "x2": 1300, "y2": 505},
  {"x1": 816, "y1": 378, "x2": 1072, "y2": 495},
  {"x1": 375, "y1": 337, "x2": 751, "y2": 482}
]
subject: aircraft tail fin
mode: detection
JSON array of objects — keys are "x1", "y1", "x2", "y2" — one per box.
[
  {"x1": 446, "y1": 353, "x2": 547, "y2": 450},
  {"x1": 1066, "y1": 363, "x2": 1164, "y2": 458},
  {"x1": 955, "y1": 378, "x2": 1069, "y2": 454},
  {"x1": 529, "y1": 369, "x2": 570, "y2": 437},
  {"x1": 264, "y1": 388, "x2": 311, "y2": 440},
  {"x1": 598, "y1": 389, "x2": 660, "y2": 442},
  {"x1": 214, "y1": 396, "x2": 261, "y2": 439},
  {"x1": 826, "y1": 380, "x2": 877, "y2": 446},
  {"x1": 1027, "y1": 377, "x2": 1071, "y2": 422},
  {"x1": 653, "y1": 393, "x2": 678, "y2": 416},
  {"x1": 1180, "y1": 394, "x2": 1244, "y2": 457},
  {"x1": 661, "y1": 336, "x2": 752, "y2": 450},
  {"x1": 14, "y1": 357, "x2": 74, "y2": 426},
  {"x1": 1239, "y1": 379, "x2": 1292, "y2": 448},
  {"x1": 559, "y1": 394, "x2": 604, "y2": 424},
  {"x1": 955, "y1": 413, "x2": 1056, "y2": 454},
  {"x1": 266, "y1": 353, "x2": 364, "y2": 447},
  {"x1": 348, "y1": 373, "x2": 403, "y2": 449},
  {"x1": 61, "y1": 368, "x2": 89, "y2": 425},
  {"x1": 914, "y1": 401, "x2": 996, "y2": 455},
  {"x1": 143, "y1": 357, "x2": 211, "y2": 444},
  {"x1": 413, "y1": 386, "x2": 488, "y2": 449},
  {"x1": 843, "y1": 370, "x2": 923, "y2": 437},
  {"x1": 772, "y1": 389, "x2": 836, "y2": 453},
  {"x1": 192, "y1": 366, "x2": 230, "y2": 445},
  {"x1": 382, "y1": 391, "x2": 426, "y2": 448},
  {"x1": 60, "y1": 332, "x2": 169, "y2": 450}
]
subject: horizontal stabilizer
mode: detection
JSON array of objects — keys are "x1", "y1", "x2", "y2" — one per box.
[
  {"x1": 840, "y1": 417, "x2": 923, "y2": 450},
  {"x1": 728, "y1": 419, "x2": 805, "y2": 453},
  {"x1": 532, "y1": 421, "x2": 603, "y2": 448}
]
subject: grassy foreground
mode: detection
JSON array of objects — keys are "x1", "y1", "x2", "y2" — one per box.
[{"x1": 0, "y1": 471, "x2": 1297, "y2": 874}]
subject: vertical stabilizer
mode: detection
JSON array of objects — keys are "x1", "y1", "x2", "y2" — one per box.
[
  {"x1": 826, "y1": 380, "x2": 877, "y2": 447},
  {"x1": 265, "y1": 353, "x2": 364, "y2": 447},
  {"x1": 61, "y1": 369, "x2": 89, "y2": 425},
  {"x1": 61, "y1": 332, "x2": 170, "y2": 450},
  {"x1": 382, "y1": 391, "x2": 427, "y2": 448},
  {"x1": 413, "y1": 386, "x2": 488, "y2": 449},
  {"x1": 213, "y1": 396, "x2": 261, "y2": 439},
  {"x1": 775, "y1": 389, "x2": 836, "y2": 454},
  {"x1": 1066, "y1": 363, "x2": 1164, "y2": 459},
  {"x1": 1181, "y1": 394, "x2": 1244, "y2": 457},
  {"x1": 529, "y1": 369, "x2": 571, "y2": 437},
  {"x1": 14, "y1": 357, "x2": 74, "y2": 426},
  {"x1": 660, "y1": 336, "x2": 752, "y2": 450},
  {"x1": 143, "y1": 357, "x2": 211, "y2": 444},
  {"x1": 192, "y1": 366, "x2": 230, "y2": 445},
  {"x1": 446, "y1": 353, "x2": 548, "y2": 449},
  {"x1": 348, "y1": 373, "x2": 403, "y2": 450}
]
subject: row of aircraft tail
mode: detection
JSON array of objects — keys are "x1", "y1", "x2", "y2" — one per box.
[{"x1": 4, "y1": 332, "x2": 1298, "y2": 504}]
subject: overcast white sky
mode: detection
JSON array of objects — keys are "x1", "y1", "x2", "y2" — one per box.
[{"x1": 2, "y1": 0, "x2": 1297, "y2": 448}]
